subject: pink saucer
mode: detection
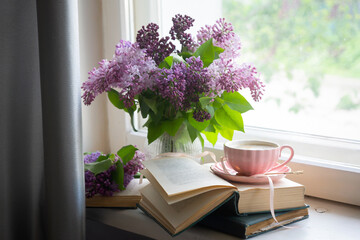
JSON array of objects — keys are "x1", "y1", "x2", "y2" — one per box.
[{"x1": 210, "y1": 161, "x2": 291, "y2": 184}]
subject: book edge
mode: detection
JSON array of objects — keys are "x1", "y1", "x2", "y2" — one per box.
[{"x1": 137, "y1": 191, "x2": 239, "y2": 237}]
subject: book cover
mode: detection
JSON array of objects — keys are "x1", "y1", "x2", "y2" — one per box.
[{"x1": 199, "y1": 205, "x2": 309, "y2": 239}]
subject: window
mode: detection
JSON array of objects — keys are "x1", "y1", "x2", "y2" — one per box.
[{"x1": 101, "y1": 0, "x2": 360, "y2": 206}]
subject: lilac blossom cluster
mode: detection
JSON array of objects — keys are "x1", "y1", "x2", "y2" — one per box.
[
  {"x1": 136, "y1": 23, "x2": 175, "y2": 65},
  {"x1": 84, "y1": 151, "x2": 102, "y2": 164},
  {"x1": 84, "y1": 150, "x2": 145, "y2": 198},
  {"x1": 155, "y1": 56, "x2": 211, "y2": 121},
  {"x1": 156, "y1": 62, "x2": 187, "y2": 111},
  {"x1": 193, "y1": 109, "x2": 211, "y2": 122},
  {"x1": 197, "y1": 18, "x2": 264, "y2": 101},
  {"x1": 170, "y1": 14, "x2": 196, "y2": 52},
  {"x1": 123, "y1": 150, "x2": 145, "y2": 187},
  {"x1": 81, "y1": 15, "x2": 264, "y2": 124},
  {"x1": 85, "y1": 165, "x2": 119, "y2": 198},
  {"x1": 197, "y1": 18, "x2": 242, "y2": 59},
  {"x1": 82, "y1": 40, "x2": 157, "y2": 107}
]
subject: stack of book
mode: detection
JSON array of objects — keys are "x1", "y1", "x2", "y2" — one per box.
[{"x1": 138, "y1": 156, "x2": 308, "y2": 239}]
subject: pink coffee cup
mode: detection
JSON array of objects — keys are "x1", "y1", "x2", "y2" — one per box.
[{"x1": 223, "y1": 140, "x2": 294, "y2": 176}]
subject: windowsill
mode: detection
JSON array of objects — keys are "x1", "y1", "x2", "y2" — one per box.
[
  {"x1": 127, "y1": 130, "x2": 360, "y2": 206},
  {"x1": 86, "y1": 196, "x2": 360, "y2": 240}
]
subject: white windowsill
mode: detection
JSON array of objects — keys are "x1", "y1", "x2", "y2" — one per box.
[
  {"x1": 126, "y1": 130, "x2": 360, "y2": 206},
  {"x1": 86, "y1": 196, "x2": 360, "y2": 240}
]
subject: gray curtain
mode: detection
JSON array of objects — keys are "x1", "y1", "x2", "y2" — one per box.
[{"x1": 0, "y1": 0, "x2": 85, "y2": 240}]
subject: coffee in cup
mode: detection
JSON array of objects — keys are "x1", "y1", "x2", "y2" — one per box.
[{"x1": 223, "y1": 140, "x2": 294, "y2": 176}]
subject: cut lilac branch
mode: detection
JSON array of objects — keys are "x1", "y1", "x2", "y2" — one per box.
[{"x1": 82, "y1": 15, "x2": 264, "y2": 146}]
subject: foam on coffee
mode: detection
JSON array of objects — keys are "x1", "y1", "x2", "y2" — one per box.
[{"x1": 234, "y1": 144, "x2": 275, "y2": 150}]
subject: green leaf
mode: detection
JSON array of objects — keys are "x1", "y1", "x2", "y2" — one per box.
[
  {"x1": 108, "y1": 153, "x2": 116, "y2": 162},
  {"x1": 185, "y1": 120, "x2": 199, "y2": 142},
  {"x1": 215, "y1": 105, "x2": 244, "y2": 132},
  {"x1": 221, "y1": 91, "x2": 253, "y2": 113},
  {"x1": 149, "y1": 101, "x2": 165, "y2": 124},
  {"x1": 139, "y1": 97, "x2": 150, "y2": 118},
  {"x1": 159, "y1": 56, "x2": 173, "y2": 69},
  {"x1": 117, "y1": 145, "x2": 138, "y2": 166},
  {"x1": 126, "y1": 104, "x2": 138, "y2": 132},
  {"x1": 188, "y1": 113, "x2": 210, "y2": 132},
  {"x1": 197, "y1": 132, "x2": 205, "y2": 150},
  {"x1": 216, "y1": 125, "x2": 234, "y2": 140},
  {"x1": 204, "y1": 131, "x2": 218, "y2": 147},
  {"x1": 204, "y1": 117, "x2": 221, "y2": 133},
  {"x1": 108, "y1": 89, "x2": 125, "y2": 109},
  {"x1": 199, "y1": 97, "x2": 214, "y2": 108},
  {"x1": 178, "y1": 51, "x2": 193, "y2": 60},
  {"x1": 95, "y1": 154, "x2": 110, "y2": 162},
  {"x1": 204, "y1": 122, "x2": 216, "y2": 132},
  {"x1": 194, "y1": 38, "x2": 215, "y2": 67},
  {"x1": 213, "y1": 98, "x2": 223, "y2": 110},
  {"x1": 147, "y1": 122, "x2": 165, "y2": 144},
  {"x1": 205, "y1": 105, "x2": 215, "y2": 117},
  {"x1": 172, "y1": 54, "x2": 187, "y2": 64},
  {"x1": 142, "y1": 97, "x2": 157, "y2": 114},
  {"x1": 162, "y1": 118, "x2": 184, "y2": 136},
  {"x1": 133, "y1": 172, "x2": 142, "y2": 178},
  {"x1": 84, "y1": 159, "x2": 113, "y2": 175},
  {"x1": 112, "y1": 161, "x2": 125, "y2": 190},
  {"x1": 214, "y1": 46, "x2": 224, "y2": 59},
  {"x1": 142, "y1": 118, "x2": 151, "y2": 128}
]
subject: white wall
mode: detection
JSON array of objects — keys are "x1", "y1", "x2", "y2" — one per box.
[{"x1": 79, "y1": 0, "x2": 110, "y2": 153}]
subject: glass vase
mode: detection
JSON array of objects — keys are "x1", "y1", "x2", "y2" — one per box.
[{"x1": 144, "y1": 123, "x2": 203, "y2": 162}]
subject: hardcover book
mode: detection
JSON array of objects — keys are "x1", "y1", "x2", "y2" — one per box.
[
  {"x1": 200, "y1": 205, "x2": 309, "y2": 238},
  {"x1": 138, "y1": 156, "x2": 305, "y2": 236},
  {"x1": 86, "y1": 178, "x2": 149, "y2": 208}
]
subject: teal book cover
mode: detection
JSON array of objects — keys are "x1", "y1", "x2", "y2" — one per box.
[{"x1": 199, "y1": 205, "x2": 309, "y2": 239}]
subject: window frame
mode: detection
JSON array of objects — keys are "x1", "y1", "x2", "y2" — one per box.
[{"x1": 102, "y1": 0, "x2": 360, "y2": 206}]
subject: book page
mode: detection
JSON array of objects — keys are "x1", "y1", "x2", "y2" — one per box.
[
  {"x1": 142, "y1": 157, "x2": 235, "y2": 197},
  {"x1": 140, "y1": 184, "x2": 235, "y2": 233},
  {"x1": 111, "y1": 178, "x2": 149, "y2": 196},
  {"x1": 232, "y1": 178, "x2": 303, "y2": 192},
  {"x1": 233, "y1": 178, "x2": 305, "y2": 213}
]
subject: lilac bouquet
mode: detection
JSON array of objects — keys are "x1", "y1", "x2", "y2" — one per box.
[
  {"x1": 84, "y1": 145, "x2": 144, "y2": 198},
  {"x1": 82, "y1": 15, "x2": 264, "y2": 146}
]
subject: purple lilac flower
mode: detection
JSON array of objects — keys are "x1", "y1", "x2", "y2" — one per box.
[
  {"x1": 183, "y1": 57, "x2": 211, "y2": 109},
  {"x1": 169, "y1": 14, "x2": 196, "y2": 52},
  {"x1": 208, "y1": 58, "x2": 264, "y2": 101},
  {"x1": 236, "y1": 64, "x2": 265, "y2": 101},
  {"x1": 123, "y1": 150, "x2": 145, "y2": 187},
  {"x1": 81, "y1": 41, "x2": 157, "y2": 107},
  {"x1": 84, "y1": 151, "x2": 102, "y2": 164},
  {"x1": 81, "y1": 59, "x2": 111, "y2": 105},
  {"x1": 154, "y1": 56, "x2": 213, "y2": 113},
  {"x1": 136, "y1": 23, "x2": 175, "y2": 65},
  {"x1": 85, "y1": 165, "x2": 119, "y2": 198},
  {"x1": 193, "y1": 109, "x2": 211, "y2": 122},
  {"x1": 155, "y1": 62, "x2": 187, "y2": 111},
  {"x1": 84, "y1": 149, "x2": 145, "y2": 197},
  {"x1": 197, "y1": 18, "x2": 242, "y2": 59}
]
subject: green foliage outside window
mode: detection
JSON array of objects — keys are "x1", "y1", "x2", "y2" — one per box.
[{"x1": 223, "y1": 0, "x2": 360, "y2": 111}]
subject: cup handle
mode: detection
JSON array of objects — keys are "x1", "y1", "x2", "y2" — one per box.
[
  {"x1": 220, "y1": 156, "x2": 231, "y2": 175},
  {"x1": 268, "y1": 145, "x2": 294, "y2": 172}
]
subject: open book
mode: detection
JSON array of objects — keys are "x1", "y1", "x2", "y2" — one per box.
[
  {"x1": 138, "y1": 156, "x2": 305, "y2": 236},
  {"x1": 86, "y1": 178, "x2": 149, "y2": 208}
]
